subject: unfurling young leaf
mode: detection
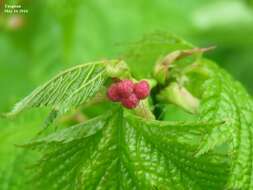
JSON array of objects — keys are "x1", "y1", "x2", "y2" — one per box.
[
  {"x1": 5, "y1": 60, "x2": 122, "y2": 124},
  {"x1": 192, "y1": 60, "x2": 253, "y2": 190}
]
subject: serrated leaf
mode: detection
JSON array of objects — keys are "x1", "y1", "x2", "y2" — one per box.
[
  {"x1": 26, "y1": 109, "x2": 228, "y2": 190},
  {"x1": 194, "y1": 59, "x2": 253, "y2": 189},
  {"x1": 6, "y1": 61, "x2": 116, "y2": 119},
  {"x1": 24, "y1": 114, "x2": 108, "y2": 148}
]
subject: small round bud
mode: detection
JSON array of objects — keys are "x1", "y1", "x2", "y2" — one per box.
[
  {"x1": 121, "y1": 94, "x2": 139, "y2": 109},
  {"x1": 107, "y1": 83, "x2": 120, "y2": 102},
  {"x1": 134, "y1": 80, "x2": 150, "y2": 99},
  {"x1": 117, "y1": 80, "x2": 134, "y2": 98}
]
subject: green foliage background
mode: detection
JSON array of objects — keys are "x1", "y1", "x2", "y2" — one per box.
[{"x1": 0, "y1": 0, "x2": 253, "y2": 189}]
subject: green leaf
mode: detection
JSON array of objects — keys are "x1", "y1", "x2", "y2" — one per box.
[
  {"x1": 6, "y1": 61, "x2": 115, "y2": 118},
  {"x1": 0, "y1": 150, "x2": 37, "y2": 190},
  {"x1": 122, "y1": 32, "x2": 194, "y2": 78},
  {"x1": 194, "y1": 59, "x2": 253, "y2": 189},
  {"x1": 0, "y1": 112, "x2": 44, "y2": 190},
  {"x1": 25, "y1": 109, "x2": 228, "y2": 190}
]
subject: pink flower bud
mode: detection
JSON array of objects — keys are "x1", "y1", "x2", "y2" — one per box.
[
  {"x1": 134, "y1": 80, "x2": 150, "y2": 100},
  {"x1": 121, "y1": 94, "x2": 139, "y2": 109},
  {"x1": 107, "y1": 83, "x2": 121, "y2": 102},
  {"x1": 117, "y1": 80, "x2": 134, "y2": 98}
]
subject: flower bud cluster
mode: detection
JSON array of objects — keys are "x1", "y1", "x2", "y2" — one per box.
[{"x1": 107, "y1": 80, "x2": 150, "y2": 109}]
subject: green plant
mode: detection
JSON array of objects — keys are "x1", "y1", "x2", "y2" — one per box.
[{"x1": 2, "y1": 33, "x2": 253, "y2": 190}]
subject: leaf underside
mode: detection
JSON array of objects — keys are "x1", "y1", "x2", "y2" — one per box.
[{"x1": 6, "y1": 61, "x2": 107, "y2": 118}]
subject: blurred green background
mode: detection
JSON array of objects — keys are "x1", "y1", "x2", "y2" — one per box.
[{"x1": 0, "y1": 0, "x2": 253, "y2": 187}]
